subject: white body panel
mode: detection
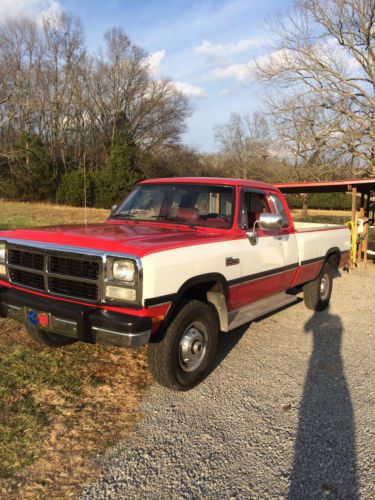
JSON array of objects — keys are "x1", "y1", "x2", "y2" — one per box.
[
  {"x1": 237, "y1": 234, "x2": 285, "y2": 277},
  {"x1": 294, "y1": 227, "x2": 351, "y2": 263},
  {"x1": 141, "y1": 225, "x2": 351, "y2": 303},
  {"x1": 141, "y1": 240, "x2": 242, "y2": 301}
]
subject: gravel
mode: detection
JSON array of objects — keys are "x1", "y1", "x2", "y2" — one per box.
[{"x1": 82, "y1": 265, "x2": 375, "y2": 499}]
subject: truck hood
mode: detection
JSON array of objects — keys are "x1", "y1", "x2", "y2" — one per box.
[{"x1": 0, "y1": 222, "x2": 229, "y2": 257}]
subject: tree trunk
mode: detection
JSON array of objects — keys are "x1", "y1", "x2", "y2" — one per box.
[{"x1": 302, "y1": 194, "x2": 309, "y2": 219}]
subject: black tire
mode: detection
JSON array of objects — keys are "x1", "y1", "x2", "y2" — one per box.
[
  {"x1": 303, "y1": 262, "x2": 333, "y2": 311},
  {"x1": 26, "y1": 324, "x2": 77, "y2": 347},
  {"x1": 147, "y1": 300, "x2": 219, "y2": 391}
]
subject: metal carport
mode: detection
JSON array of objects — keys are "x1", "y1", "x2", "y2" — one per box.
[{"x1": 275, "y1": 178, "x2": 375, "y2": 267}]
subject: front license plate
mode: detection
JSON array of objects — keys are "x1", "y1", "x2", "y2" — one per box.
[{"x1": 27, "y1": 309, "x2": 50, "y2": 328}]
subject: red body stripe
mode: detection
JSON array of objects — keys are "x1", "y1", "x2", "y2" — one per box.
[
  {"x1": 229, "y1": 269, "x2": 297, "y2": 310},
  {"x1": 292, "y1": 262, "x2": 323, "y2": 286}
]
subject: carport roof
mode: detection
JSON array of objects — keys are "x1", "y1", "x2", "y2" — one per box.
[{"x1": 275, "y1": 178, "x2": 375, "y2": 194}]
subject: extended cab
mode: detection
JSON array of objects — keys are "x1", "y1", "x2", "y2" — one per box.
[{"x1": 0, "y1": 178, "x2": 351, "y2": 390}]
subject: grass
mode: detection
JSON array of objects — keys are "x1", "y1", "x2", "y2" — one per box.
[
  {"x1": 0, "y1": 201, "x2": 152, "y2": 499},
  {"x1": 290, "y1": 208, "x2": 353, "y2": 225},
  {"x1": 0, "y1": 199, "x2": 108, "y2": 230}
]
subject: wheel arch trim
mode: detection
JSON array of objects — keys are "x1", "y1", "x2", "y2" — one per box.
[{"x1": 150, "y1": 273, "x2": 230, "y2": 339}]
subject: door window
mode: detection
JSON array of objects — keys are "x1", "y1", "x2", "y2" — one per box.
[
  {"x1": 239, "y1": 190, "x2": 271, "y2": 230},
  {"x1": 269, "y1": 194, "x2": 289, "y2": 228}
]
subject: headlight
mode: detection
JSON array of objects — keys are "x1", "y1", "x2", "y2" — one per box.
[
  {"x1": 112, "y1": 259, "x2": 135, "y2": 282},
  {"x1": 0, "y1": 242, "x2": 5, "y2": 262}
]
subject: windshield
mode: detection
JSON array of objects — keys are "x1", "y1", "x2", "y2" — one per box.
[{"x1": 110, "y1": 183, "x2": 235, "y2": 229}]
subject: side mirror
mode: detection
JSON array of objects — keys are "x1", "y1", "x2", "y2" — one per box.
[
  {"x1": 259, "y1": 213, "x2": 283, "y2": 231},
  {"x1": 111, "y1": 204, "x2": 118, "y2": 214},
  {"x1": 246, "y1": 229, "x2": 258, "y2": 246}
]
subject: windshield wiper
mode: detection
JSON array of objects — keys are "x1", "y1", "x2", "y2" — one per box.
[
  {"x1": 109, "y1": 213, "x2": 135, "y2": 220},
  {"x1": 157, "y1": 216, "x2": 197, "y2": 229}
]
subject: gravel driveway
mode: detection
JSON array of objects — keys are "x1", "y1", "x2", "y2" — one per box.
[{"x1": 82, "y1": 265, "x2": 375, "y2": 499}]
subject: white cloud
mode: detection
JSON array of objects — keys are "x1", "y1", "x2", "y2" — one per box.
[
  {"x1": 210, "y1": 39, "x2": 363, "y2": 85},
  {"x1": 173, "y1": 81, "x2": 206, "y2": 98},
  {"x1": 218, "y1": 88, "x2": 230, "y2": 96},
  {"x1": 36, "y1": 0, "x2": 63, "y2": 24},
  {"x1": 195, "y1": 37, "x2": 263, "y2": 57},
  {"x1": 211, "y1": 62, "x2": 250, "y2": 82},
  {"x1": 210, "y1": 48, "x2": 292, "y2": 82},
  {"x1": 143, "y1": 49, "x2": 166, "y2": 76},
  {"x1": 0, "y1": 0, "x2": 62, "y2": 21}
]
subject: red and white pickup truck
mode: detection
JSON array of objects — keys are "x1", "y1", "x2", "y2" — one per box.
[{"x1": 0, "y1": 178, "x2": 351, "y2": 390}]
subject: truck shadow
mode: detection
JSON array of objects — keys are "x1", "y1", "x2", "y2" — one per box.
[
  {"x1": 288, "y1": 308, "x2": 358, "y2": 499},
  {"x1": 212, "y1": 300, "x2": 302, "y2": 373},
  {"x1": 211, "y1": 268, "x2": 343, "y2": 374}
]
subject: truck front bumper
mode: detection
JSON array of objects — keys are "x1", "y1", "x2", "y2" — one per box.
[{"x1": 0, "y1": 288, "x2": 151, "y2": 348}]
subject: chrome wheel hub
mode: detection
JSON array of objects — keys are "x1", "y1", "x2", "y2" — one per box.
[
  {"x1": 179, "y1": 322, "x2": 208, "y2": 373},
  {"x1": 320, "y1": 273, "x2": 330, "y2": 300}
]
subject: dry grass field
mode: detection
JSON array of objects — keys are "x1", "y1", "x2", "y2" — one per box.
[
  {"x1": 0, "y1": 200, "x2": 152, "y2": 499},
  {"x1": 0, "y1": 200, "x2": 109, "y2": 230},
  {"x1": 290, "y1": 208, "x2": 352, "y2": 225}
]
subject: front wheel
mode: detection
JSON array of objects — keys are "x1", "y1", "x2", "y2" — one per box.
[
  {"x1": 147, "y1": 300, "x2": 219, "y2": 391},
  {"x1": 303, "y1": 262, "x2": 333, "y2": 311}
]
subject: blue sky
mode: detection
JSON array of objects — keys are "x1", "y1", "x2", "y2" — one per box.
[{"x1": 0, "y1": 0, "x2": 293, "y2": 151}]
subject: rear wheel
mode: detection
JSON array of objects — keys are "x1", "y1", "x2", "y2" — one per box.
[
  {"x1": 303, "y1": 262, "x2": 333, "y2": 311},
  {"x1": 147, "y1": 300, "x2": 219, "y2": 391},
  {"x1": 26, "y1": 324, "x2": 77, "y2": 347}
]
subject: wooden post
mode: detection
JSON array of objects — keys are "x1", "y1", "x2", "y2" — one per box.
[
  {"x1": 302, "y1": 193, "x2": 309, "y2": 219},
  {"x1": 357, "y1": 207, "x2": 364, "y2": 264},
  {"x1": 366, "y1": 192, "x2": 370, "y2": 218},
  {"x1": 351, "y1": 187, "x2": 357, "y2": 269},
  {"x1": 363, "y1": 217, "x2": 368, "y2": 267}
]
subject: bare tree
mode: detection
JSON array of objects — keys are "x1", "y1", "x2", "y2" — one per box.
[
  {"x1": 0, "y1": 16, "x2": 45, "y2": 171},
  {"x1": 269, "y1": 93, "x2": 354, "y2": 180},
  {"x1": 256, "y1": 0, "x2": 375, "y2": 175},
  {"x1": 0, "y1": 16, "x2": 193, "y2": 202},
  {"x1": 214, "y1": 112, "x2": 273, "y2": 179},
  {"x1": 41, "y1": 12, "x2": 86, "y2": 171},
  {"x1": 84, "y1": 27, "x2": 190, "y2": 153}
]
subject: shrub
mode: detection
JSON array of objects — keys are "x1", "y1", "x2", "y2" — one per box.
[
  {"x1": 92, "y1": 144, "x2": 144, "y2": 208},
  {"x1": 285, "y1": 192, "x2": 359, "y2": 210},
  {"x1": 0, "y1": 134, "x2": 57, "y2": 202},
  {"x1": 56, "y1": 169, "x2": 96, "y2": 207}
]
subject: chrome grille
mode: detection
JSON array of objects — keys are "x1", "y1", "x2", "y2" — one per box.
[
  {"x1": 48, "y1": 277, "x2": 98, "y2": 301},
  {"x1": 8, "y1": 248, "x2": 44, "y2": 270},
  {"x1": 6, "y1": 244, "x2": 102, "y2": 302},
  {"x1": 49, "y1": 256, "x2": 99, "y2": 280},
  {"x1": 9, "y1": 268, "x2": 45, "y2": 291}
]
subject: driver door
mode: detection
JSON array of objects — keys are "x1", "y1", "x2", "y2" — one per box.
[{"x1": 236, "y1": 188, "x2": 286, "y2": 308}]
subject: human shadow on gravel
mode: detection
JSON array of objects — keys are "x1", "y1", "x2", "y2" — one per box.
[{"x1": 288, "y1": 308, "x2": 358, "y2": 499}]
